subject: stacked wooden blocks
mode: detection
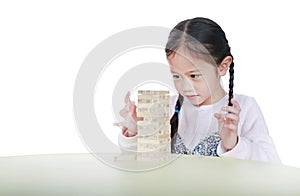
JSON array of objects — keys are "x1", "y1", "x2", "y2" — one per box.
[{"x1": 136, "y1": 90, "x2": 171, "y2": 160}]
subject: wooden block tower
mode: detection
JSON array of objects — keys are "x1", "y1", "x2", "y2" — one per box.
[{"x1": 136, "y1": 90, "x2": 171, "y2": 160}]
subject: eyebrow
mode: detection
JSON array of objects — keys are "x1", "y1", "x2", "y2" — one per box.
[
  {"x1": 170, "y1": 69, "x2": 201, "y2": 74},
  {"x1": 186, "y1": 70, "x2": 201, "y2": 73}
]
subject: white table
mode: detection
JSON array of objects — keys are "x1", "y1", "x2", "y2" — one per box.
[{"x1": 1, "y1": 153, "x2": 300, "y2": 195}]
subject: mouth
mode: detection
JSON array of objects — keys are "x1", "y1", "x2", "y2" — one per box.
[{"x1": 185, "y1": 95, "x2": 200, "y2": 99}]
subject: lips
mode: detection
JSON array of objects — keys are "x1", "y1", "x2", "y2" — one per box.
[{"x1": 185, "y1": 95, "x2": 199, "y2": 99}]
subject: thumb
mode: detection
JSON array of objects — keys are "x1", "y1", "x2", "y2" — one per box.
[
  {"x1": 214, "y1": 113, "x2": 222, "y2": 119},
  {"x1": 113, "y1": 121, "x2": 125, "y2": 127}
]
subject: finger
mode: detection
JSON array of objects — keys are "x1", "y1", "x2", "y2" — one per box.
[
  {"x1": 113, "y1": 121, "x2": 125, "y2": 127},
  {"x1": 113, "y1": 122, "x2": 119, "y2": 126},
  {"x1": 224, "y1": 123, "x2": 237, "y2": 131},
  {"x1": 123, "y1": 130, "x2": 136, "y2": 137},
  {"x1": 224, "y1": 113, "x2": 239, "y2": 123},
  {"x1": 123, "y1": 130, "x2": 129, "y2": 137},
  {"x1": 214, "y1": 113, "x2": 222, "y2": 119},
  {"x1": 128, "y1": 101, "x2": 138, "y2": 116},
  {"x1": 231, "y1": 99, "x2": 241, "y2": 111},
  {"x1": 119, "y1": 107, "x2": 128, "y2": 117},
  {"x1": 128, "y1": 100, "x2": 136, "y2": 111},
  {"x1": 128, "y1": 100, "x2": 135, "y2": 107},
  {"x1": 125, "y1": 91, "x2": 131, "y2": 104},
  {"x1": 214, "y1": 113, "x2": 227, "y2": 122},
  {"x1": 122, "y1": 127, "x2": 128, "y2": 135},
  {"x1": 222, "y1": 106, "x2": 239, "y2": 115}
]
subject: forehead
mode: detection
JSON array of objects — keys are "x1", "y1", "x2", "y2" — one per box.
[{"x1": 168, "y1": 52, "x2": 214, "y2": 73}]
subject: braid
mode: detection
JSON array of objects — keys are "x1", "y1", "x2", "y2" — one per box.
[
  {"x1": 170, "y1": 94, "x2": 183, "y2": 152},
  {"x1": 228, "y1": 61, "x2": 234, "y2": 106}
]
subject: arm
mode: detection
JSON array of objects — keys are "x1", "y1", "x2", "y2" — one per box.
[
  {"x1": 114, "y1": 92, "x2": 140, "y2": 152},
  {"x1": 217, "y1": 96, "x2": 281, "y2": 164}
]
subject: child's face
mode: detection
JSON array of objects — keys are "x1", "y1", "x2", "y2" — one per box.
[{"x1": 168, "y1": 52, "x2": 222, "y2": 107}]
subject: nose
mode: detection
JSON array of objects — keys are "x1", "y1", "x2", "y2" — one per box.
[{"x1": 182, "y1": 78, "x2": 195, "y2": 93}]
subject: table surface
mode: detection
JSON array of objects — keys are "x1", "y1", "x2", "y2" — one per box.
[{"x1": 1, "y1": 153, "x2": 300, "y2": 196}]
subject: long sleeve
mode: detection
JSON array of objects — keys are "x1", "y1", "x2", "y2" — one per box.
[
  {"x1": 217, "y1": 96, "x2": 281, "y2": 164},
  {"x1": 118, "y1": 132, "x2": 138, "y2": 152}
]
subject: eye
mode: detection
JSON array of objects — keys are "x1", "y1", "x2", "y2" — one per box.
[
  {"x1": 172, "y1": 74, "x2": 180, "y2": 80},
  {"x1": 190, "y1": 74, "x2": 201, "y2": 79}
]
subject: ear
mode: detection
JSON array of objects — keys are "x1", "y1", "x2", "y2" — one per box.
[{"x1": 218, "y1": 56, "x2": 232, "y2": 76}]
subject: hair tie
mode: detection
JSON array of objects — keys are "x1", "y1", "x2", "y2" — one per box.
[{"x1": 175, "y1": 109, "x2": 179, "y2": 114}]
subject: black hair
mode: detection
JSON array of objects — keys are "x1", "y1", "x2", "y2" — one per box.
[{"x1": 165, "y1": 17, "x2": 234, "y2": 151}]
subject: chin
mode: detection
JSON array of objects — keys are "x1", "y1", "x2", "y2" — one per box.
[
  {"x1": 185, "y1": 95, "x2": 210, "y2": 107},
  {"x1": 187, "y1": 97, "x2": 204, "y2": 106}
]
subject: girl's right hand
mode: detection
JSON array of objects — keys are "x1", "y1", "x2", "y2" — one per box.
[{"x1": 113, "y1": 91, "x2": 142, "y2": 137}]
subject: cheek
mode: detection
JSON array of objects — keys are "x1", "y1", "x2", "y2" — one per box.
[
  {"x1": 195, "y1": 81, "x2": 209, "y2": 93},
  {"x1": 204, "y1": 76, "x2": 219, "y2": 91},
  {"x1": 173, "y1": 79, "x2": 203, "y2": 92},
  {"x1": 203, "y1": 69, "x2": 219, "y2": 86},
  {"x1": 173, "y1": 80, "x2": 182, "y2": 92}
]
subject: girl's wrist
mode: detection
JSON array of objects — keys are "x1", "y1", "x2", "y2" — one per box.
[
  {"x1": 122, "y1": 129, "x2": 137, "y2": 137},
  {"x1": 225, "y1": 136, "x2": 238, "y2": 151}
]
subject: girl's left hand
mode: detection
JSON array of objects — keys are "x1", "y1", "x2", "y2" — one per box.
[{"x1": 214, "y1": 99, "x2": 241, "y2": 151}]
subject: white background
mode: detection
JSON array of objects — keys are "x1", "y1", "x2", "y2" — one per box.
[{"x1": 1, "y1": 1, "x2": 300, "y2": 168}]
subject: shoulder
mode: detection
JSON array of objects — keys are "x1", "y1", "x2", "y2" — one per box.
[
  {"x1": 233, "y1": 93, "x2": 263, "y2": 117},
  {"x1": 233, "y1": 94, "x2": 258, "y2": 108},
  {"x1": 233, "y1": 94, "x2": 269, "y2": 136}
]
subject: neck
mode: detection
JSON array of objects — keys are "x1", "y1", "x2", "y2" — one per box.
[{"x1": 211, "y1": 87, "x2": 227, "y2": 104}]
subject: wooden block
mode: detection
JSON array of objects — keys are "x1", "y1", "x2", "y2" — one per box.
[
  {"x1": 136, "y1": 90, "x2": 171, "y2": 156},
  {"x1": 138, "y1": 90, "x2": 169, "y2": 95}
]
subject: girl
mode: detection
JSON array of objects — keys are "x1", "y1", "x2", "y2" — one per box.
[{"x1": 114, "y1": 17, "x2": 281, "y2": 163}]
